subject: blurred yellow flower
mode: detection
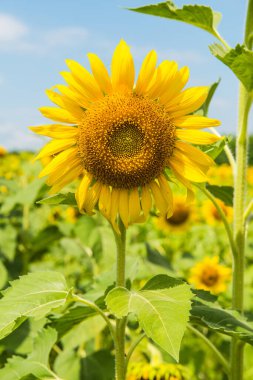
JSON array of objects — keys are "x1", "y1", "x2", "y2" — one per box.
[
  {"x1": 207, "y1": 164, "x2": 233, "y2": 186},
  {"x1": 247, "y1": 166, "x2": 253, "y2": 186},
  {"x1": 189, "y1": 256, "x2": 231, "y2": 294},
  {"x1": 0, "y1": 146, "x2": 7, "y2": 157},
  {"x1": 201, "y1": 199, "x2": 233, "y2": 225},
  {"x1": 127, "y1": 362, "x2": 189, "y2": 380},
  {"x1": 155, "y1": 195, "x2": 196, "y2": 232},
  {"x1": 31, "y1": 40, "x2": 220, "y2": 230}
]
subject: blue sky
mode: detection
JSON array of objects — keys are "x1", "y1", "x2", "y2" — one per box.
[{"x1": 0, "y1": 0, "x2": 251, "y2": 150}]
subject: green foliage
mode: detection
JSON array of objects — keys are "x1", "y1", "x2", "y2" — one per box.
[
  {"x1": 106, "y1": 275, "x2": 192, "y2": 361},
  {"x1": 0, "y1": 272, "x2": 69, "y2": 340},
  {"x1": 210, "y1": 44, "x2": 253, "y2": 91},
  {"x1": 129, "y1": 1, "x2": 222, "y2": 37},
  {"x1": 206, "y1": 185, "x2": 234, "y2": 207},
  {"x1": 37, "y1": 192, "x2": 76, "y2": 206}
]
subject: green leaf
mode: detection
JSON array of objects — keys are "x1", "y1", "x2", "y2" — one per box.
[
  {"x1": 129, "y1": 1, "x2": 222, "y2": 37},
  {"x1": 29, "y1": 327, "x2": 58, "y2": 365},
  {"x1": 141, "y1": 274, "x2": 184, "y2": 290},
  {"x1": 37, "y1": 192, "x2": 76, "y2": 206},
  {"x1": 210, "y1": 43, "x2": 253, "y2": 91},
  {"x1": 0, "y1": 261, "x2": 8, "y2": 289},
  {"x1": 0, "y1": 225, "x2": 17, "y2": 261},
  {"x1": 200, "y1": 137, "x2": 227, "y2": 160},
  {"x1": 146, "y1": 244, "x2": 172, "y2": 270},
  {"x1": 191, "y1": 302, "x2": 253, "y2": 345},
  {"x1": 0, "y1": 356, "x2": 61, "y2": 380},
  {"x1": 206, "y1": 184, "x2": 234, "y2": 206},
  {"x1": 106, "y1": 283, "x2": 192, "y2": 361},
  {"x1": 196, "y1": 79, "x2": 220, "y2": 116},
  {"x1": 0, "y1": 271, "x2": 69, "y2": 340}
]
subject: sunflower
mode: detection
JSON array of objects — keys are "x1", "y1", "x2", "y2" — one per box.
[
  {"x1": 189, "y1": 256, "x2": 231, "y2": 294},
  {"x1": 0, "y1": 146, "x2": 7, "y2": 157},
  {"x1": 155, "y1": 195, "x2": 196, "y2": 232},
  {"x1": 201, "y1": 199, "x2": 233, "y2": 225},
  {"x1": 31, "y1": 40, "x2": 220, "y2": 231},
  {"x1": 127, "y1": 362, "x2": 189, "y2": 380}
]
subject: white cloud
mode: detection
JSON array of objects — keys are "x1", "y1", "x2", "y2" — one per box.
[
  {"x1": 44, "y1": 27, "x2": 89, "y2": 47},
  {"x1": 0, "y1": 13, "x2": 28, "y2": 42}
]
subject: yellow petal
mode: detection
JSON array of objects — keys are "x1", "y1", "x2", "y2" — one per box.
[
  {"x1": 35, "y1": 139, "x2": 76, "y2": 160},
  {"x1": 111, "y1": 40, "x2": 135, "y2": 92},
  {"x1": 39, "y1": 147, "x2": 78, "y2": 177},
  {"x1": 56, "y1": 84, "x2": 91, "y2": 109},
  {"x1": 175, "y1": 141, "x2": 214, "y2": 166},
  {"x1": 129, "y1": 188, "x2": 141, "y2": 224},
  {"x1": 45, "y1": 89, "x2": 84, "y2": 119},
  {"x1": 118, "y1": 189, "x2": 129, "y2": 228},
  {"x1": 110, "y1": 188, "x2": 120, "y2": 233},
  {"x1": 160, "y1": 66, "x2": 189, "y2": 105},
  {"x1": 176, "y1": 129, "x2": 221, "y2": 145},
  {"x1": 99, "y1": 185, "x2": 111, "y2": 218},
  {"x1": 158, "y1": 175, "x2": 173, "y2": 218},
  {"x1": 30, "y1": 125, "x2": 78, "y2": 139},
  {"x1": 39, "y1": 106, "x2": 77, "y2": 124},
  {"x1": 87, "y1": 53, "x2": 112, "y2": 95},
  {"x1": 49, "y1": 164, "x2": 83, "y2": 194},
  {"x1": 83, "y1": 181, "x2": 102, "y2": 215},
  {"x1": 169, "y1": 151, "x2": 208, "y2": 182},
  {"x1": 146, "y1": 60, "x2": 178, "y2": 99},
  {"x1": 75, "y1": 174, "x2": 92, "y2": 210},
  {"x1": 166, "y1": 86, "x2": 209, "y2": 118},
  {"x1": 46, "y1": 158, "x2": 81, "y2": 184},
  {"x1": 172, "y1": 170, "x2": 195, "y2": 203},
  {"x1": 141, "y1": 186, "x2": 152, "y2": 218},
  {"x1": 135, "y1": 50, "x2": 157, "y2": 95},
  {"x1": 149, "y1": 181, "x2": 168, "y2": 215},
  {"x1": 174, "y1": 115, "x2": 221, "y2": 129},
  {"x1": 65, "y1": 59, "x2": 103, "y2": 100}
]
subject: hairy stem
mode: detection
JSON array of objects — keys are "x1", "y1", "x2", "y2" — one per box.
[{"x1": 113, "y1": 219, "x2": 127, "y2": 380}]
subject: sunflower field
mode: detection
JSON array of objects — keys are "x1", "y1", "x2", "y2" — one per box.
[{"x1": 0, "y1": 1, "x2": 253, "y2": 380}]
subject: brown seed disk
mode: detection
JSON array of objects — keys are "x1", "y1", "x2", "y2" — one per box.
[{"x1": 78, "y1": 93, "x2": 176, "y2": 189}]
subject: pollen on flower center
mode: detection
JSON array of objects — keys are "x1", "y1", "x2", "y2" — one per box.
[
  {"x1": 108, "y1": 121, "x2": 144, "y2": 158},
  {"x1": 77, "y1": 93, "x2": 176, "y2": 189}
]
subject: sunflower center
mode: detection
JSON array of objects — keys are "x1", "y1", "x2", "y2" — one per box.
[
  {"x1": 201, "y1": 268, "x2": 219, "y2": 286},
  {"x1": 78, "y1": 93, "x2": 176, "y2": 189},
  {"x1": 167, "y1": 207, "x2": 190, "y2": 226},
  {"x1": 108, "y1": 122, "x2": 144, "y2": 158}
]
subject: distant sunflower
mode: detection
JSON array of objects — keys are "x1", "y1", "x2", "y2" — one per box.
[
  {"x1": 31, "y1": 40, "x2": 220, "y2": 230},
  {"x1": 155, "y1": 195, "x2": 195, "y2": 232},
  {"x1": 0, "y1": 146, "x2": 7, "y2": 157},
  {"x1": 189, "y1": 256, "x2": 231, "y2": 294},
  {"x1": 127, "y1": 362, "x2": 189, "y2": 380},
  {"x1": 202, "y1": 199, "x2": 233, "y2": 225}
]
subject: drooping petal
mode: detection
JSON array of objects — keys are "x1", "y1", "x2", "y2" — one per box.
[
  {"x1": 83, "y1": 181, "x2": 102, "y2": 215},
  {"x1": 135, "y1": 50, "x2": 157, "y2": 95},
  {"x1": 141, "y1": 186, "x2": 152, "y2": 219},
  {"x1": 174, "y1": 115, "x2": 221, "y2": 129},
  {"x1": 87, "y1": 53, "x2": 112, "y2": 95},
  {"x1": 118, "y1": 189, "x2": 129, "y2": 228},
  {"x1": 75, "y1": 174, "x2": 92, "y2": 210},
  {"x1": 110, "y1": 188, "x2": 120, "y2": 233},
  {"x1": 176, "y1": 129, "x2": 221, "y2": 145},
  {"x1": 111, "y1": 40, "x2": 135, "y2": 92},
  {"x1": 129, "y1": 188, "x2": 142, "y2": 224},
  {"x1": 150, "y1": 181, "x2": 168, "y2": 215},
  {"x1": 158, "y1": 175, "x2": 173, "y2": 218},
  {"x1": 99, "y1": 185, "x2": 112, "y2": 219}
]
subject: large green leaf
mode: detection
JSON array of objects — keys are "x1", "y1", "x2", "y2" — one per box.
[
  {"x1": 129, "y1": 1, "x2": 222, "y2": 37},
  {"x1": 37, "y1": 192, "x2": 76, "y2": 206},
  {"x1": 191, "y1": 302, "x2": 253, "y2": 345},
  {"x1": 0, "y1": 272, "x2": 69, "y2": 340},
  {"x1": 210, "y1": 43, "x2": 253, "y2": 91},
  {"x1": 206, "y1": 184, "x2": 234, "y2": 207},
  {"x1": 29, "y1": 327, "x2": 58, "y2": 365},
  {"x1": 106, "y1": 283, "x2": 192, "y2": 361}
]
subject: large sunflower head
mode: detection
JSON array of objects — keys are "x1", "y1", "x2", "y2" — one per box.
[{"x1": 31, "y1": 40, "x2": 221, "y2": 231}]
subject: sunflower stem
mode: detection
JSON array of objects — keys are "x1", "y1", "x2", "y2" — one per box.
[
  {"x1": 113, "y1": 219, "x2": 127, "y2": 380},
  {"x1": 230, "y1": 1, "x2": 253, "y2": 377}
]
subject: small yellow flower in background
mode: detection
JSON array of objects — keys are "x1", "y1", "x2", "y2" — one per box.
[
  {"x1": 0, "y1": 146, "x2": 7, "y2": 157},
  {"x1": 189, "y1": 256, "x2": 231, "y2": 294},
  {"x1": 247, "y1": 166, "x2": 253, "y2": 186},
  {"x1": 127, "y1": 362, "x2": 189, "y2": 380},
  {"x1": 155, "y1": 195, "x2": 196, "y2": 232},
  {"x1": 48, "y1": 206, "x2": 79, "y2": 224},
  {"x1": 207, "y1": 164, "x2": 233, "y2": 186},
  {"x1": 201, "y1": 199, "x2": 233, "y2": 225},
  {"x1": 31, "y1": 40, "x2": 221, "y2": 231},
  {"x1": 0, "y1": 185, "x2": 8, "y2": 194}
]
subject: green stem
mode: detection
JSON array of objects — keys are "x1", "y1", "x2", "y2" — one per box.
[
  {"x1": 125, "y1": 333, "x2": 146, "y2": 369},
  {"x1": 72, "y1": 294, "x2": 116, "y2": 341},
  {"x1": 230, "y1": 1, "x2": 253, "y2": 377},
  {"x1": 113, "y1": 219, "x2": 127, "y2": 380},
  {"x1": 214, "y1": 30, "x2": 231, "y2": 50},
  {"x1": 195, "y1": 184, "x2": 238, "y2": 258},
  {"x1": 188, "y1": 325, "x2": 229, "y2": 375}
]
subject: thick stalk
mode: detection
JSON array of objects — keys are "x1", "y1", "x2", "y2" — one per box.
[
  {"x1": 230, "y1": 0, "x2": 253, "y2": 376},
  {"x1": 113, "y1": 219, "x2": 127, "y2": 380}
]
